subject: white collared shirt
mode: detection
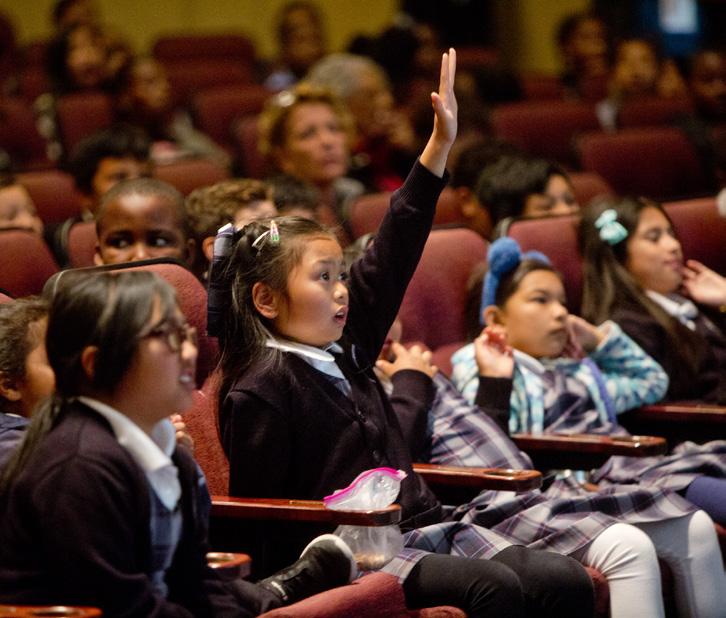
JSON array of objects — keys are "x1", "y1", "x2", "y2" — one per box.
[
  {"x1": 265, "y1": 335, "x2": 352, "y2": 396},
  {"x1": 646, "y1": 290, "x2": 698, "y2": 331},
  {"x1": 78, "y1": 397, "x2": 181, "y2": 511}
]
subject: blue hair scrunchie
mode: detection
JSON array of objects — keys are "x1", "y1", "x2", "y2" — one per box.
[
  {"x1": 207, "y1": 223, "x2": 237, "y2": 337},
  {"x1": 480, "y1": 237, "x2": 551, "y2": 324}
]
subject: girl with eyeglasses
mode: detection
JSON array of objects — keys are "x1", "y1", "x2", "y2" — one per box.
[{"x1": 0, "y1": 271, "x2": 359, "y2": 615}]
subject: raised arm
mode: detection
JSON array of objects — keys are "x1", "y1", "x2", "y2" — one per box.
[
  {"x1": 419, "y1": 48, "x2": 458, "y2": 178},
  {"x1": 345, "y1": 50, "x2": 458, "y2": 359}
]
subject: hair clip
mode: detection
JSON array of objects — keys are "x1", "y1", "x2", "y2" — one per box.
[
  {"x1": 595, "y1": 209, "x2": 628, "y2": 245},
  {"x1": 252, "y1": 220, "x2": 281, "y2": 250},
  {"x1": 274, "y1": 90, "x2": 297, "y2": 108}
]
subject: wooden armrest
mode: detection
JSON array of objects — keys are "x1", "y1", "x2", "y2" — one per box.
[
  {"x1": 628, "y1": 403, "x2": 726, "y2": 424},
  {"x1": 511, "y1": 433, "x2": 667, "y2": 471},
  {"x1": 619, "y1": 403, "x2": 725, "y2": 445},
  {"x1": 0, "y1": 607, "x2": 101, "y2": 617},
  {"x1": 210, "y1": 496, "x2": 401, "y2": 526},
  {"x1": 207, "y1": 551, "x2": 251, "y2": 579},
  {"x1": 412, "y1": 463, "x2": 541, "y2": 491},
  {"x1": 512, "y1": 433, "x2": 667, "y2": 456}
]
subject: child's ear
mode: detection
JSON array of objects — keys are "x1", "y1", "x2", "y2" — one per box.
[
  {"x1": 0, "y1": 374, "x2": 22, "y2": 402},
  {"x1": 80, "y1": 346, "x2": 99, "y2": 382},
  {"x1": 252, "y1": 282, "x2": 280, "y2": 319},
  {"x1": 202, "y1": 236, "x2": 215, "y2": 262},
  {"x1": 482, "y1": 305, "x2": 504, "y2": 327}
]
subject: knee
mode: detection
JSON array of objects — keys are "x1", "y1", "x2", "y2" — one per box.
[
  {"x1": 591, "y1": 523, "x2": 659, "y2": 577},
  {"x1": 532, "y1": 551, "x2": 595, "y2": 617},
  {"x1": 686, "y1": 510, "x2": 719, "y2": 552},
  {"x1": 494, "y1": 546, "x2": 594, "y2": 618}
]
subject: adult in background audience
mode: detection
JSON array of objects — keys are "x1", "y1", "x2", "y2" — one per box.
[
  {"x1": 264, "y1": 1, "x2": 327, "y2": 92},
  {"x1": 258, "y1": 83, "x2": 363, "y2": 244},
  {"x1": 556, "y1": 11, "x2": 610, "y2": 100},
  {"x1": 307, "y1": 53, "x2": 417, "y2": 191},
  {"x1": 596, "y1": 37, "x2": 687, "y2": 131},
  {"x1": 115, "y1": 56, "x2": 231, "y2": 168},
  {"x1": 36, "y1": 21, "x2": 130, "y2": 162},
  {"x1": 678, "y1": 48, "x2": 726, "y2": 190}
]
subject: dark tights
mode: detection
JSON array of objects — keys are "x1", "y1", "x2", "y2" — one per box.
[{"x1": 402, "y1": 546, "x2": 594, "y2": 618}]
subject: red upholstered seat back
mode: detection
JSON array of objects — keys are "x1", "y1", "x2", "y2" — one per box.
[
  {"x1": 490, "y1": 100, "x2": 600, "y2": 165},
  {"x1": 505, "y1": 214, "x2": 583, "y2": 313},
  {"x1": 17, "y1": 169, "x2": 83, "y2": 224},
  {"x1": 192, "y1": 84, "x2": 270, "y2": 151},
  {"x1": 0, "y1": 97, "x2": 51, "y2": 170},
  {"x1": 664, "y1": 197, "x2": 726, "y2": 275},
  {"x1": 186, "y1": 373, "x2": 228, "y2": 495},
  {"x1": 233, "y1": 114, "x2": 268, "y2": 179},
  {"x1": 577, "y1": 127, "x2": 708, "y2": 201},
  {"x1": 154, "y1": 159, "x2": 230, "y2": 196},
  {"x1": 568, "y1": 171, "x2": 614, "y2": 207},
  {"x1": 67, "y1": 220, "x2": 98, "y2": 268},
  {"x1": 55, "y1": 92, "x2": 114, "y2": 154},
  {"x1": 349, "y1": 187, "x2": 464, "y2": 241},
  {"x1": 617, "y1": 96, "x2": 693, "y2": 128},
  {"x1": 399, "y1": 229, "x2": 488, "y2": 350},
  {"x1": 0, "y1": 229, "x2": 59, "y2": 297}
]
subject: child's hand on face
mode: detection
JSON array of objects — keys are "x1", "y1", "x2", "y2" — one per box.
[
  {"x1": 564, "y1": 315, "x2": 603, "y2": 357},
  {"x1": 170, "y1": 414, "x2": 194, "y2": 452},
  {"x1": 681, "y1": 259, "x2": 726, "y2": 308},
  {"x1": 376, "y1": 342, "x2": 438, "y2": 379},
  {"x1": 474, "y1": 327, "x2": 514, "y2": 378}
]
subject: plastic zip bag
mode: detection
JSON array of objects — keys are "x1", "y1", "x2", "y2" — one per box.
[{"x1": 324, "y1": 468, "x2": 406, "y2": 571}]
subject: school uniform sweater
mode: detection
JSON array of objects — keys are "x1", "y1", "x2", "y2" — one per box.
[
  {"x1": 221, "y1": 160, "x2": 447, "y2": 531},
  {"x1": 612, "y1": 300, "x2": 726, "y2": 404},
  {"x1": 0, "y1": 402, "x2": 257, "y2": 617}
]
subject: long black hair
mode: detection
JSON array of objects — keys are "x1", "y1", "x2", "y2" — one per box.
[
  {"x1": 0, "y1": 270, "x2": 177, "y2": 493},
  {"x1": 579, "y1": 196, "x2": 703, "y2": 373},
  {"x1": 214, "y1": 216, "x2": 336, "y2": 407}
]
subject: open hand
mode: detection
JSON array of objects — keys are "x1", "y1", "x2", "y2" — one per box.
[
  {"x1": 376, "y1": 342, "x2": 438, "y2": 379},
  {"x1": 681, "y1": 259, "x2": 726, "y2": 308},
  {"x1": 474, "y1": 327, "x2": 514, "y2": 378},
  {"x1": 431, "y1": 48, "x2": 458, "y2": 147},
  {"x1": 419, "y1": 48, "x2": 457, "y2": 177}
]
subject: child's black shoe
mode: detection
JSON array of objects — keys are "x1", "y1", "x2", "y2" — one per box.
[{"x1": 259, "y1": 534, "x2": 358, "y2": 605}]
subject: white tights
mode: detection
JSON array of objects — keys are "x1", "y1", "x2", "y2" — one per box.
[{"x1": 571, "y1": 511, "x2": 725, "y2": 618}]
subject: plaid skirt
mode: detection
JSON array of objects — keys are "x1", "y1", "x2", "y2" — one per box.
[
  {"x1": 594, "y1": 440, "x2": 726, "y2": 492},
  {"x1": 380, "y1": 375, "x2": 697, "y2": 582}
]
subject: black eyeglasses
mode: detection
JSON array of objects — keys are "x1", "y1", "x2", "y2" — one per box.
[{"x1": 143, "y1": 320, "x2": 198, "y2": 353}]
